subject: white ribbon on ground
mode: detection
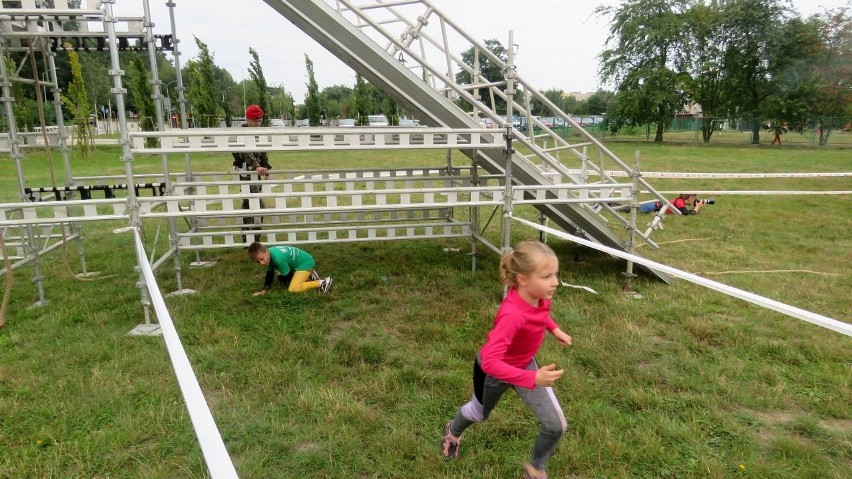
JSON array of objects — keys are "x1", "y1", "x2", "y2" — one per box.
[
  {"x1": 115, "y1": 227, "x2": 239, "y2": 479},
  {"x1": 511, "y1": 217, "x2": 852, "y2": 337}
]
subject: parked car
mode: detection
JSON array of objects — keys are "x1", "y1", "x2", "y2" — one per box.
[
  {"x1": 295, "y1": 119, "x2": 310, "y2": 127},
  {"x1": 367, "y1": 114, "x2": 389, "y2": 127},
  {"x1": 551, "y1": 117, "x2": 570, "y2": 128},
  {"x1": 398, "y1": 118, "x2": 417, "y2": 127},
  {"x1": 338, "y1": 118, "x2": 357, "y2": 127},
  {"x1": 475, "y1": 117, "x2": 494, "y2": 129},
  {"x1": 270, "y1": 118, "x2": 286, "y2": 127},
  {"x1": 533, "y1": 116, "x2": 552, "y2": 128}
]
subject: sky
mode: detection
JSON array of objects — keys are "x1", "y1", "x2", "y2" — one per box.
[{"x1": 116, "y1": 0, "x2": 850, "y2": 104}]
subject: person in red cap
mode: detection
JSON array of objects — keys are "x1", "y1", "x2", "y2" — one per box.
[{"x1": 232, "y1": 104, "x2": 272, "y2": 243}]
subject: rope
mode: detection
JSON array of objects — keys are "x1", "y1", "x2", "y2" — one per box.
[
  {"x1": 695, "y1": 269, "x2": 841, "y2": 277},
  {"x1": 28, "y1": 42, "x2": 107, "y2": 283},
  {"x1": 635, "y1": 237, "x2": 711, "y2": 248},
  {"x1": 0, "y1": 230, "x2": 12, "y2": 328},
  {"x1": 28, "y1": 41, "x2": 56, "y2": 188}
]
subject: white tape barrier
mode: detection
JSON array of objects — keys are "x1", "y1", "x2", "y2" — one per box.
[
  {"x1": 511, "y1": 217, "x2": 851, "y2": 337},
  {"x1": 650, "y1": 190, "x2": 852, "y2": 196},
  {"x1": 570, "y1": 170, "x2": 852, "y2": 179},
  {"x1": 115, "y1": 227, "x2": 239, "y2": 479}
]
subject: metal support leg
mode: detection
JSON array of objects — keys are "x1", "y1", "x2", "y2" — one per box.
[{"x1": 622, "y1": 150, "x2": 640, "y2": 295}]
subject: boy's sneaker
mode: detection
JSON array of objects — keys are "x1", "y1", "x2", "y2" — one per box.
[
  {"x1": 441, "y1": 421, "x2": 460, "y2": 459},
  {"x1": 309, "y1": 270, "x2": 320, "y2": 282},
  {"x1": 319, "y1": 277, "x2": 333, "y2": 293}
]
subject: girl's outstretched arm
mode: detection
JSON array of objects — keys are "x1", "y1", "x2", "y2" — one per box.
[{"x1": 551, "y1": 328, "x2": 573, "y2": 347}]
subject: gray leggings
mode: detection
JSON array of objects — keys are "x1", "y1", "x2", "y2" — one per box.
[{"x1": 449, "y1": 357, "x2": 567, "y2": 471}]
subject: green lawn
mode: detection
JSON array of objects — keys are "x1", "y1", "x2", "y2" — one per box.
[{"x1": 1, "y1": 142, "x2": 850, "y2": 478}]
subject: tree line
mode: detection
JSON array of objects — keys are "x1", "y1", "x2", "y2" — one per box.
[
  {"x1": 2, "y1": 35, "x2": 401, "y2": 133},
  {"x1": 4, "y1": 0, "x2": 848, "y2": 145},
  {"x1": 457, "y1": 1, "x2": 849, "y2": 145},
  {"x1": 598, "y1": 0, "x2": 850, "y2": 143}
]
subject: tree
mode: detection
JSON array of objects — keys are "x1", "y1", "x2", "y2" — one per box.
[
  {"x1": 59, "y1": 47, "x2": 94, "y2": 155},
  {"x1": 718, "y1": 0, "x2": 791, "y2": 144},
  {"x1": 126, "y1": 55, "x2": 157, "y2": 147},
  {"x1": 186, "y1": 37, "x2": 219, "y2": 127},
  {"x1": 248, "y1": 47, "x2": 270, "y2": 127},
  {"x1": 383, "y1": 96, "x2": 398, "y2": 125},
  {"x1": 561, "y1": 95, "x2": 582, "y2": 115},
  {"x1": 763, "y1": 16, "x2": 827, "y2": 134},
  {"x1": 352, "y1": 73, "x2": 371, "y2": 125},
  {"x1": 530, "y1": 88, "x2": 564, "y2": 116},
  {"x1": 456, "y1": 39, "x2": 510, "y2": 113},
  {"x1": 598, "y1": 0, "x2": 689, "y2": 142},
  {"x1": 586, "y1": 90, "x2": 614, "y2": 115},
  {"x1": 304, "y1": 54, "x2": 321, "y2": 126},
  {"x1": 270, "y1": 85, "x2": 295, "y2": 123},
  {"x1": 683, "y1": 2, "x2": 728, "y2": 142},
  {"x1": 77, "y1": 52, "x2": 110, "y2": 123},
  {"x1": 321, "y1": 84, "x2": 353, "y2": 120},
  {"x1": 808, "y1": 8, "x2": 852, "y2": 144}
]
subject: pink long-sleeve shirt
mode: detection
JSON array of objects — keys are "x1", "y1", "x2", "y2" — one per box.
[{"x1": 479, "y1": 288, "x2": 558, "y2": 389}]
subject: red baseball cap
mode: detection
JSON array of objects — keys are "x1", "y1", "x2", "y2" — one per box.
[{"x1": 245, "y1": 104, "x2": 264, "y2": 120}]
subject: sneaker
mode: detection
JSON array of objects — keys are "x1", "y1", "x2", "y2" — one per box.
[
  {"x1": 522, "y1": 463, "x2": 548, "y2": 479},
  {"x1": 309, "y1": 269, "x2": 320, "y2": 282},
  {"x1": 441, "y1": 421, "x2": 460, "y2": 459},
  {"x1": 319, "y1": 277, "x2": 333, "y2": 293}
]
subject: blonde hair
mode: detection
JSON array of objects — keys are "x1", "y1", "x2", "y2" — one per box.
[{"x1": 499, "y1": 240, "x2": 556, "y2": 287}]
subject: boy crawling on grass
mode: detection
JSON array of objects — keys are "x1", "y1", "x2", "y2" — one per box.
[{"x1": 247, "y1": 242, "x2": 332, "y2": 295}]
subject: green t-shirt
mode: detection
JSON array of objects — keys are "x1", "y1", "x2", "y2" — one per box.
[{"x1": 267, "y1": 246, "x2": 316, "y2": 276}]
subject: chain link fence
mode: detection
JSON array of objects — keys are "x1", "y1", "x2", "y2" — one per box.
[{"x1": 558, "y1": 116, "x2": 852, "y2": 146}]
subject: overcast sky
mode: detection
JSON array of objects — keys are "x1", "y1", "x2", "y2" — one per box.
[{"x1": 120, "y1": 0, "x2": 850, "y2": 103}]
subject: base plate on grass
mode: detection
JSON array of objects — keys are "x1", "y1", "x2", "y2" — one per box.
[
  {"x1": 128, "y1": 323, "x2": 162, "y2": 336},
  {"x1": 166, "y1": 288, "x2": 196, "y2": 297}
]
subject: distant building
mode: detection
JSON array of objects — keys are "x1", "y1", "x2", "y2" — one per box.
[
  {"x1": 679, "y1": 101, "x2": 703, "y2": 117},
  {"x1": 565, "y1": 91, "x2": 595, "y2": 101}
]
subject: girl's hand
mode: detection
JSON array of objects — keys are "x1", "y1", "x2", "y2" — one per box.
[
  {"x1": 534, "y1": 363, "x2": 564, "y2": 387},
  {"x1": 252, "y1": 289, "x2": 268, "y2": 297},
  {"x1": 552, "y1": 328, "x2": 573, "y2": 347}
]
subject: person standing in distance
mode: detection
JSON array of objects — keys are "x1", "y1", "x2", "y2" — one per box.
[
  {"x1": 232, "y1": 104, "x2": 272, "y2": 243},
  {"x1": 441, "y1": 240, "x2": 573, "y2": 479}
]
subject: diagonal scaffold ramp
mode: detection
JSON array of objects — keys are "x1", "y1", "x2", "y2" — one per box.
[{"x1": 262, "y1": 0, "x2": 672, "y2": 282}]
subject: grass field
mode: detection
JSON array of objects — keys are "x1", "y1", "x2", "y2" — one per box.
[{"x1": 1, "y1": 141, "x2": 850, "y2": 478}]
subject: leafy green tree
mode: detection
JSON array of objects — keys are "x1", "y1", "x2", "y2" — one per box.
[
  {"x1": 321, "y1": 84, "x2": 353, "y2": 120},
  {"x1": 59, "y1": 48, "x2": 93, "y2": 155},
  {"x1": 763, "y1": 16, "x2": 827, "y2": 133},
  {"x1": 383, "y1": 97, "x2": 398, "y2": 125},
  {"x1": 530, "y1": 88, "x2": 564, "y2": 116},
  {"x1": 76, "y1": 52, "x2": 110, "y2": 121},
  {"x1": 808, "y1": 8, "x2": 852, "y2": 144},
  {"x1": 353, "y1": 73, "x2": 371, "y2": 125},
  {"x1": 718, "y1": 0, "x2": 791, "y2": 143},
  {"x1": 598, "y1": 0, "x2": 689, "y2": 142},
  {"x1": 304, "y1": 54, "x2": 320, "y2": 126},
  {"x1": 186, "y1": 37, "x2": 219, "y2": 127},
  {"x1": 126, "y1": 55, "x2": 157, "y2": 147},
  {"x1": 0, "y1": 57, "x2": 36, "y2": 132},
  {"x1": 269, "y1": 84, "x2": 295, "y2": 123},
  {"x1": 586, "y1": 90, "x2": 614, "y2": 115},
  {"x1": 683, "y1": 2, "x2": 728, "y2": 142},
  {"x1": 248, "y1": 48, "x2": 270, "y2": 126},
  {"x1": 561, "y1": 95, "x2": 582, "y2": 115},
  {"x1": 456, "y1": 39, "x2": 510, "y2": 113}
]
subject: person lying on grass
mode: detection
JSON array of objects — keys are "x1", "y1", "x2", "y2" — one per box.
[{"x1": 247, "y1": 242, "x2": 332, "y2": 295}]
